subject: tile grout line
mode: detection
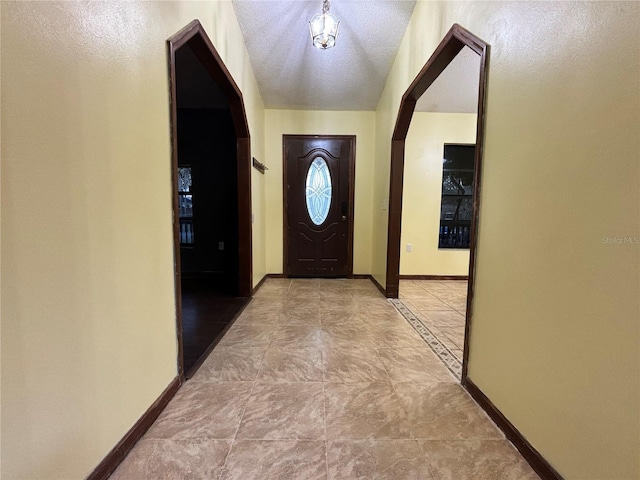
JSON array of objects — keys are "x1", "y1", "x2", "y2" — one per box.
[
  {"x1": 361, "y1": 342, "x2": 442, "y2": 480},
  {"x1": 388, "y1": 298, "x2": 462, "y2": 379},
  {"x1": 321, "y1": 336, "x2": 331, "y2": 480},
  {"x1": 322, "y1": 381, "x2": 330, "y2": 480},
  {"x1": 437, "y1": 296, "x2": 467, "y2": 313},
  {"x1": 122, "y1": 280, "x2": 522, "y2": 479},
  {"x1": 403, "y1": 302, "x2": 462, "y2": 377},
  {"x1": 416, "y1": 439, "x2": 443, "y2": 480},
  {"x1": 376, "y1": 341, "x2": 424, "y2": 456},
  {"x1": 218, "y1": 335, "x2": 274, "y2": 476}
]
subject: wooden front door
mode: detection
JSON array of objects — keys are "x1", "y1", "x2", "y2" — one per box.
[{"x1": 284, "y1": 135, "x2": 355, "y2": 277}]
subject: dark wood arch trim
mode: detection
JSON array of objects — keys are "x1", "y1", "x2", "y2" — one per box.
[
  {"x1": 167, "y1": 20, "x2": 253, "y2": 379},
  {"x1": 384, "y1": 23, "x2": 489, "y2": 384}
]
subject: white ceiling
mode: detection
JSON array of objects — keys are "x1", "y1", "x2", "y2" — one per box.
[
  {"x1": 415, "y1": 45, "x2": 480, "y2": 113},
  {"x1": 232, "y1": 0, "x2": 417, "y2": 111},
  {"x1": 231, "y1": 1, "x2": 480, "y2": 113}
]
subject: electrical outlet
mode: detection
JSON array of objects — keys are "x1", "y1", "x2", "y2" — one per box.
[
  {"x1": 219, "y1": 241, "x2": 225, "y2": 250},
  {"x1": 406, "y1": 243, "x2": 413, "y2": 252}
]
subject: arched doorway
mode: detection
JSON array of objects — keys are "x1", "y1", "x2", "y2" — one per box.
[
  {"x1": 167, "y1": 20, "x2": 253, "y2": 379},
  {"x1": 385, "y1": 24, "x2": 489, "y2": 383}
]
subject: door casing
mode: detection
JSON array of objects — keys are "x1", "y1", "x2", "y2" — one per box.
[{"x1": 282, "y1": 134, "x2": 356, "y2": 278}]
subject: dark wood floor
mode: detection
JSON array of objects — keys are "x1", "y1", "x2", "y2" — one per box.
[{"x1": 181, "y1": 277, "x2": 250, "y2": 378}]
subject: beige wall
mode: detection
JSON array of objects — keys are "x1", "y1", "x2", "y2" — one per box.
[
  {"x1": 3, "y1": 1, "x2": 639, "y2": 479},
  {"x1": 371, "y1": 2, "x2": 446, "y2": 287},
  {"x1": 248, "y1": 84, "x2": 267, "y2": 287},
  {"x1": 0, "y1": 2, "x2": 265, "y2": 478},
  {"x1": 373, "y1": 1, "x2": 640, "y2": 478},
  {"x1": 264, "y1": 109, "x2": 376, "y2": 275},
  {"x1": 400, "y1": 112, "x2": 476, "y2": 276}
]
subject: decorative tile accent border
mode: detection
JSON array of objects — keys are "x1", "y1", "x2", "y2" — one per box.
[{"x1": 389, "y1": 298, "x2": 462, "y2": 379}]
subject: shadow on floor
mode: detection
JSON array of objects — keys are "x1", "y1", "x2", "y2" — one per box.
[{"x1": 181, "y1": 276, "x2": 250, "y2": 378}]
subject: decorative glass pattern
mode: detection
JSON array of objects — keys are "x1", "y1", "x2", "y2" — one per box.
[
  {"x1": 305, "y1": 157, "x2": 332, "y2": 225},
  {"x1": 178, "y1": 167, "x2": 192, "y2": 193}
]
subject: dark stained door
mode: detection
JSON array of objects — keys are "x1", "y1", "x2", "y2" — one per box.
[{"x1": 284, "y1": 135, "x2": 355, "y2": 277}]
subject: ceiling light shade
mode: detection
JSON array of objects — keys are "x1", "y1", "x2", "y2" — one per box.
[{"x1": 309, "y1": 0, "x2": 339, "y2": 50}]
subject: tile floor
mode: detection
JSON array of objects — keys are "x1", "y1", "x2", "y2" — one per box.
[
  {"x1": 111, "y1": 278, "x2": 539, "y2": 480},
  {"x1": 398, "y1": 280, "x2": 468, "y2": 364}
]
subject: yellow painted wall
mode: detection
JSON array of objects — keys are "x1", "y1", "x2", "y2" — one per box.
[
  {"x1": 264, "y1": 109, "x2": 375, "y2": 275},
  {"x1": 0, "y1": 3, "x2": 3, "y2": 469},
  {"x1": 2, "y1": 1, "x2": 639, "y2": 478},
  {"x1": 371, "y1": 2, "x2": 445, "y2": 287},
  {"x1": 400, "y1": 112, "x2": 477, "y2": 276},
  {"x1": 247, "y1": 80, "x2": 267, "y2": 288},
  {"x1": 0, "y1": 2, "x2": 265, "y2": 478},
  {"x1": 373, "y1": 1, "x2": 640, "y2": 478}
]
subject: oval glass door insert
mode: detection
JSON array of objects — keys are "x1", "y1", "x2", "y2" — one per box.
[{"x1": 305, "y1": 157, "x2": 332, "y2": 225}]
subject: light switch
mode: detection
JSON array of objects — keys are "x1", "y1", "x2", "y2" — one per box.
[
  {"x1": 406, "y1": 243, "x2": 413, "y2": 252},
  {"x1": 219, "y1": 241, "x2": 225, "y2": 250}
]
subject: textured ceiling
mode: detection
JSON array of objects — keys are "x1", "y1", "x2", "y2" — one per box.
[
  {"x1": 415, "y1": 45, "x2": 481, "y2": 113},
  {"x1": 232, "y1": 0, "x2": 417, "y2": 111}
]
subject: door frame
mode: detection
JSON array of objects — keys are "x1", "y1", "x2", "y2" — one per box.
[
  {"x1": 384, "y1": 24, "x2": 489, "y2": 384},
  {"x1": 282, "y1": 134, "x2": 356, "y2": 278},
  {"x1": 167, "y1": 20, "x2": 253, "y2": 380}
]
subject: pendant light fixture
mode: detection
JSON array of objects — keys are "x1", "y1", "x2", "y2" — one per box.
[{"x1": 309, "y1": 0, "x2": 339, "y2": 50}]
